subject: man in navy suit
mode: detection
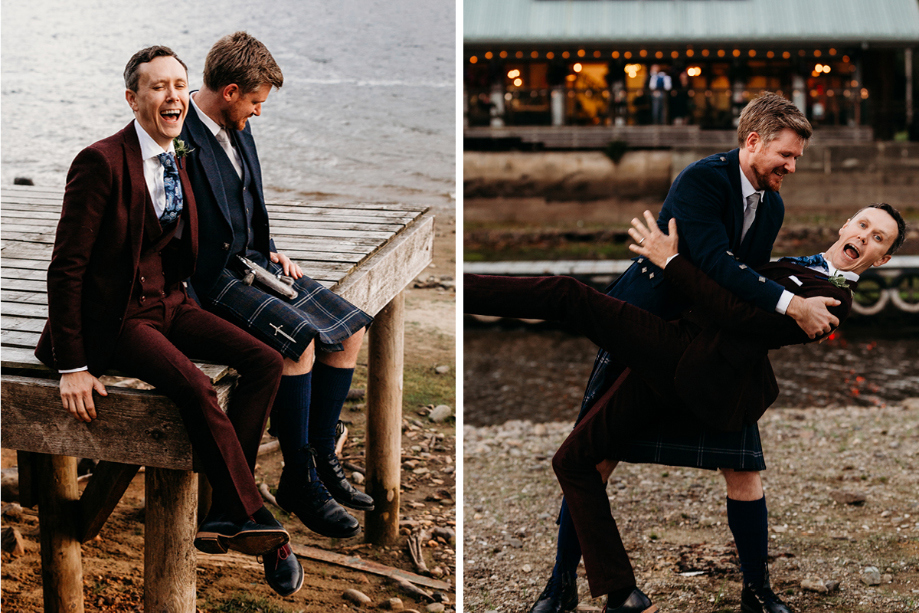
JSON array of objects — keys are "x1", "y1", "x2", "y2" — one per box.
[
  {"x1": 466, "y1": 203, "x2": 906, "y2": 613},
  {"x1": 179, "y1": 32, "x2": 373, "y2": 597},
  {"x1": 525, "y1": 92, "x2": 842, "y2": 613}
]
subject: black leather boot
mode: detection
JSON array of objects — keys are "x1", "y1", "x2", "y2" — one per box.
[
  {"x1": 275, "y1": 446, "x2": 360, "y2": 538},
  {"x1": 315, "y1": 451, "x2": 375, "y2": 511},
  {"x1": 528, "y1": 570, "x2": 578, "y2": 613},
  {"x1": 741, "y1": 565, "x2": 793, "y2": 613},
  {"x1": 603, "y1": 588, "x2": 658, "y2": 613}
]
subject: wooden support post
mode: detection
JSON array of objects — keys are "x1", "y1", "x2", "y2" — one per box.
[
  {"x1": 365, "y1": 291, "x2": 404, "y2": 545},
  {"x1": 35, "y1": 453, "x2": 84, "y2": 613},
  {"x1": 145, "y1": 468, "x2": 197, "y2": 613}
]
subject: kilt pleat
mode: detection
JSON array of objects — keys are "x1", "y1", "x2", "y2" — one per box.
[{"x1": 617, "y1": 423, "x2": 767, "y2": 471}]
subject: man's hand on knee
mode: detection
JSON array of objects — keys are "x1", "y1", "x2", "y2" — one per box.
[{"x1": 60, "y1": 371, "x2": 107, "y2": 423}]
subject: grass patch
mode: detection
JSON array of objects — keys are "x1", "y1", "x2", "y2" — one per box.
[{"x1": 403, "y1": 363, "x2": 455, "y2": 411}]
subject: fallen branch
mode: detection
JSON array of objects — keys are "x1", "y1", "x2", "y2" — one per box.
[
  {"x1": 258, "y1": 483, "x2": 279, "y2": 508},
  {"x1": 407, "y1": 533, "x2": 430, "y2": 575},
  {"x1": 343, "y1": 461, "x2": 366, "y2": 475},
  {"x1": 257, "y1": 439, "x2": 280, "y2": 457},
  {"x1": 335, "y1": 424, "x2": 349, "y2": 457},
  {"x1": 292, "y1": 544, "x2": 451, "y2": 591}
]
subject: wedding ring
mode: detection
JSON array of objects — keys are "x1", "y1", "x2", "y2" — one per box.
[{"x1": 638, "y1": 237, "x2": 645, "y2": 245}]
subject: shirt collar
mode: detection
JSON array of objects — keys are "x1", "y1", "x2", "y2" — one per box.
[
  {"x1": 822, "y1": 252, "x2": 860, "y2": 282},
  {"x1": 191, "y1": 92, "x2": 223, "y2": 138},
  {"x1": 133, "y1": 120, "x2": 175, "y2": 160},
  {"x1": 738, "y1": 165, "x2": 764, "y2": 203}
]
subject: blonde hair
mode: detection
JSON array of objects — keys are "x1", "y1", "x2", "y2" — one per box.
[{"x1": 737, "y1": 92, "x2": 812, "y2": 147}]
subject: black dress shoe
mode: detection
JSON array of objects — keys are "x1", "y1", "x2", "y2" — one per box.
[
  {"x1": 603, "y1": 588, "x2": 658, "y2": 613},
  {"x1": 315, "y1": 451, "x2": 375, "y2": 511},
  {"x1": 741, "y1": 567, "x2": 793, "y2": 613},
  {"x1": 262, "y1": 543, "x2": 304, "y2": 597},
  {"x1": 528, "y1": 570, "x2": 578, "y2": 613},
  {"x1": 275, "y1": 467, "x2": 361, "y2": 539},
  {"x1": 194, "y1": 506, "x2": 289, "y2": 556}
]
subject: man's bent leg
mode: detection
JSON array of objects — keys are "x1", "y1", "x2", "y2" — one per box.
[{"x1": 111, "y1": 321, "x2": 266, "y2": 520}]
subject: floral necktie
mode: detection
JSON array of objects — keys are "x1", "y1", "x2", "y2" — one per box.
[
  {"x1": 780, "y1": 253, "x2": 829, "y2": 271},
  {"x1": 157, "y1": 152, "x2": 183, "y2": 226}
]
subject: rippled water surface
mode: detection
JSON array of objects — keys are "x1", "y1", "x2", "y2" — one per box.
[{"x1": 1, "y1": 0, "x2": 455, "y2": 208}]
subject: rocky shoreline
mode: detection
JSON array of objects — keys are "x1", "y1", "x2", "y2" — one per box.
[{"x1": 463, "y1": 404, "x2": 919, "y2": 613}]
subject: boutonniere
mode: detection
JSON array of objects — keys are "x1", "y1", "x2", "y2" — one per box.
[
  {"x1": 828, "y1": 272, "x2": 850, "y2": 291},
  {"x1": 173, "y1": 137, "x2": 194, "y2": 158}
]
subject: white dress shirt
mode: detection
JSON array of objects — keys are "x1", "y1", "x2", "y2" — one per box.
[{"x1": 190, "y1": 93, "x2": 243, "y2": 178}]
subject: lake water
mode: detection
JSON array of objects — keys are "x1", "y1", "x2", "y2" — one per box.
[{"x1": 1, "y1": 0, "x2": 455, "y2": 210}]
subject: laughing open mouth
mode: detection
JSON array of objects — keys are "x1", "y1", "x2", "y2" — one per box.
[
  {"x1": 844, "y1": 243, "x2": 860, "y2": 258},
  {"x1": 161, "y1": 109, "x2": 182, "y2": 122}
]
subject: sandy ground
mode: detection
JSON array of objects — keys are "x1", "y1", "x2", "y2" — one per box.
[
  {"x1": 1, "y1": 213, "x2": 457, "y2": 613},
  {"x1": 463, "y1": 405, "x2": 919, "y2": 613},
  {"x1": 462, "y1": 321, "x2": 919, "y2": 613}
]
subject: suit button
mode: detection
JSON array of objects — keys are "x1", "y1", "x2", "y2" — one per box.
[
  {"x1": 243, "y1": 187, "x2": 247, "y2": 192},
  {"x1": 222, "y1": 243, "x2": 231, "y2": 251},
  {"x1": 140, "y1": 296, "x2": 146, "y2": 304},
  {"x1": 140, "y1": 276, "x2": 146, "y2": 283},
  {"x1": 160, "y1": 290, "x2": 166, "y2": 296}
]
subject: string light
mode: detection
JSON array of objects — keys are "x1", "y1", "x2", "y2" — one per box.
[
  {"x1": 485, "y1": 52, "x2": 493, "y2": 60},
  {"x1": 470, "y1": 56, "x2": 478, "y2": 64},
  {"x1": 687, "y1": 66, "x2": 702, "y2": 77},
  {"x1": 573, "y1": 63, "x2": 583, "y2": 73}
]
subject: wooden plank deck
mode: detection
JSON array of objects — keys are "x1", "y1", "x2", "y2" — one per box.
[
  {"x1": 0, "y1": 185, "x2": 434, "y2": 371},
  {"x1": 0, "y1": 184, "x2": 436, "y2": 612}
]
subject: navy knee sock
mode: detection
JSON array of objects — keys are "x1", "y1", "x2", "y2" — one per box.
[
  {"x1": 553, "y1": 499, "x2": 582, "y2": 578},
  {"x1": 271, "y1": 372, "x2": 314, "y2": 475},
  {"x1": 727, "y1": 496, "x2": 769, "y2": 587},
  {"x1": 308, "y1": 362, "x2": 355, "y2": 456}
]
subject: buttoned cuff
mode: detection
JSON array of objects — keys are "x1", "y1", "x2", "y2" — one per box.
[
  {"x1": 775, "y1": 290, "x2": 794, "y2": 315},
  {"x1": 59, "y1": 366, "x2": 89, "y2": 374}
]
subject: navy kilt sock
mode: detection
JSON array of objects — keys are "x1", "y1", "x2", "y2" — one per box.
[
  {"x1": 271, "y1": 372, "x2": 314, "y2": 475},
  {"x1": 308, "y1": 362, "x2": 355, "y2": 456},
  {"x1": 727, "y1": 495, "x2": 769, "y2": 587},
  {"x1": 554, "y1": 499, "x2": 582, "y2": 577}
]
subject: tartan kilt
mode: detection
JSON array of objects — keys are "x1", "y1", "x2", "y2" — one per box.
[
  {"x1": 615, "y1": 423, "x2": 767, "y2": 471},
  {"x1": 203, "y1": 262, "x2": 373, "y2": 361}
]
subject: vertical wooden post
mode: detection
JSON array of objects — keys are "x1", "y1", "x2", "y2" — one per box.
[
  {"x1": 35, "y1": 453, "x2": 84, "y2": 613},
  {"x1": 365, "y1": 291, "x2": 404, "y2": 545},
  {"x1": 145, "y1": 468, "x2": 197, "y2": 613}
]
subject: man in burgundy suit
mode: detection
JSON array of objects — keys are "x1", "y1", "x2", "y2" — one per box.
[
  {"x1": 465, "y1": 203, "x2": 906, "y2": 613},
  {"x1": 35, "y1": 46, "x2": 295, "y2": 573}
]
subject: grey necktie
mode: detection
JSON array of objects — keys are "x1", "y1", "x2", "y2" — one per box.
[
  {"x1": 216, "y1": 128, "x2": 243, "y2": 178},
  {"x1": 741, "y1": 192, "x2": 760, "y2": 242}
]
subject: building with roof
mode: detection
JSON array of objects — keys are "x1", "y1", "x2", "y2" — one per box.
[{"x1": 464, "y1": 0, "x2": 919, "y2": 146}]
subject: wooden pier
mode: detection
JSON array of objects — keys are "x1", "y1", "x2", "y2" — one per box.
[{"x1": 1, "y1": 185, "x2": 435, "y2": 612}]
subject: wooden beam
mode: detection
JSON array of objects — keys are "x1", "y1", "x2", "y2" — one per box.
[
  {"x1": 335, "y1": 211, "x2": 434, "y2": 316},
  {"x1": 35, "y1": 453, "x2": 84, "y2": 613},
  {"x1": 145, "y1": 467, "x2": 197, "y2": 612},
  {"x1": 78, "y1": 461, "x2": 141, "y2": 543},
  {"x1": 365, "y1": 291, "x2": 405, "y2": 545}
]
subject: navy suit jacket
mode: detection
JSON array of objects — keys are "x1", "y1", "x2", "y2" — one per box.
[
  {"x1": 179, "y1": 100, "x2": 276, "y2": 296},
  {"x1": 35, "y1": 123, "x2": 198, "y2": 374},
  {"x1": 581, "y1": 148, "x2": 787, "y2": 411}
]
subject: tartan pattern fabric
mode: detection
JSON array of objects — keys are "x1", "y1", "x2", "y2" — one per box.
[
  {"x1": 616, "y1": 422, "x2": 767, "y2": 471},
  {"x1": 157, "y1": 152, "x2": 183, "y2": 226},
  {"x1": 204, "y1": 261, "x2": 372, "y2": 360}
]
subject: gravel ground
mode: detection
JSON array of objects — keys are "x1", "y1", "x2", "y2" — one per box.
[{"x1": 463, "y1": 403, "x2": 919, "y2": 613}]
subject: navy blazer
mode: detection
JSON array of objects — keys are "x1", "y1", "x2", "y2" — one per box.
[
  {"x1": 580, "y1": 148, "x2": 788, "y2": 413},
  {"x1": 35, "y1": 123, "x2": 199, "y2": 374},
  {"x1": 179, "y1": 100, "x2": 276, "y2": 296},
  {"x1": 608, "y1": 148, "x2": 785, "y2": 317}
]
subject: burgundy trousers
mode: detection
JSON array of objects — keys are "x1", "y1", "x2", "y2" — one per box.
[
  {"x1": 465, "y1": 273, "x2": 699, "y2": 596},
  {"x1": 111, "y1": 293, "x2": 283, "y2": 519}
]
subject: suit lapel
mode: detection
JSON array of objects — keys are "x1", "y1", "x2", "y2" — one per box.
[
  {"x1": 179, "y1": 164, "x2": 198, "y2": 262},
  {"x1": 725, "y1": 148, "x2": 745, "y2": 249},
  {"x1": 183, "y1": 103, "x2": 234, "y2": 226},
  {"x1": 121, "y1": 123, "x2": 148, "y2": 268},
  {"x1": 235, "y1": 126, "x2": 265, "y2": 208}
]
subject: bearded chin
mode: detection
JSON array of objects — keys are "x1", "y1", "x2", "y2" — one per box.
[{"x1": 754, "y1": 167, "x2": 780, "y2": 192}]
